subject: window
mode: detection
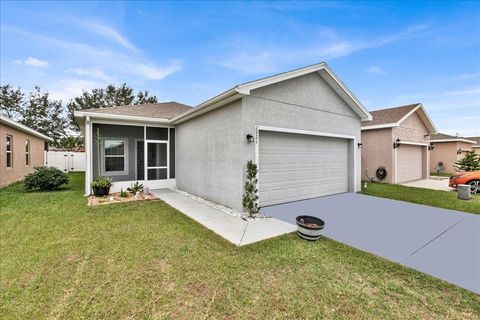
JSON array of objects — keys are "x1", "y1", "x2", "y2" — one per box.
[
  {"x1": 6, "y1": 135, "x2": 12, "y2": 168},
  {"x1": 103, "y1": 139, "x2": 128, "y2": 175},
  {"x1": 25, "y1": 140, "x2": 30, "y2": 165}
]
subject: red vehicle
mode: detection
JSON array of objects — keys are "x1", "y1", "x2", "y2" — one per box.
[{"x1": 449, "y1": 171, "x2": 480, "y2": 194}]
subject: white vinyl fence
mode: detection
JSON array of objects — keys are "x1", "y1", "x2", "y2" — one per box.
[{"x1": 45, "y1": 151, "x2": 86, "y2": 172}]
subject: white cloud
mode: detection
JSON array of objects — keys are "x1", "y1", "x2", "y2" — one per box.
[
  {"x1": 217, "y1": 23, "x2": 432, "y2": 74},
  {"x1": 366, "y1": 66, "x2": 388, "y2": 75},
  {"x1": 78, "y1": 20, "x2": 139, "y2": 52},
  {"x1": 128, "y1": 60, "x2": 182, "y2": 80},
  {"x1": 67, "y1": 68, "x2": 112, "y2": 81},
  {"x1": 5, "y1": 26, "x2": 182, "y2": 83},
  {"x1": 14, "y1": 57, "x2": 49, "y2": 68},
  {"x1": 46, "y1": 78, "x2": 105, "y2": 102}
]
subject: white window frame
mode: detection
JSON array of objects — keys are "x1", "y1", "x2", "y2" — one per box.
[
  {"x1": 6, "y1": 135, "x2": 13, "y2": 168},
  {"x1": 101, "y1": 138, "x2": 128, "y2": 176},
  {"x1": 25, "y1": 139, "x2": 30, "y2": 166}
]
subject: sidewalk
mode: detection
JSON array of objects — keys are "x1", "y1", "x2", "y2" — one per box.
[{"x1": 150, "y1": 189, "x2": 296, "y2": 246}]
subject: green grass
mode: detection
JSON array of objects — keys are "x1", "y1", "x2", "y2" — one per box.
[
  {"x1": 430, "y1": 172, "x2": 453, "y2": 177},
  {"x1": 1, "y1": 173, "x2": 479, "y2": 319},
  {"x1": 362, "y1": 182, "x2": 480, "y2": 215}
]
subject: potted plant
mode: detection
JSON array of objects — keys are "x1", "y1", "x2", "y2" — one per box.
[
  {"x1": 91, "y1": 177, "x2": 113, "y2": 196},
  {"x1": 296, "y1": 215, "x2": 325, "y2": 241}
]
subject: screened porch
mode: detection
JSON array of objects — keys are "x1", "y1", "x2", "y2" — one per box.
[{"x1": 90, "y1": 123, "x2": 176, "y2": 192}]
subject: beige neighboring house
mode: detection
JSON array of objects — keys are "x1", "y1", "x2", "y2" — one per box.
[
  {"x1": 0, "y1": 115, "x2": 53, "y2": 188},
  {"x1": 429, "y1": 133, "x2": 476, "y2": 174},
  {"x1": 361, "y1": 103, "x2": 437, "y2": 183},
  {"x1": 465, "y1": 136, "x2": 480, "y2": 153}
]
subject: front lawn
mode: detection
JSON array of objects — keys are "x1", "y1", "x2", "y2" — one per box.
[
  {"x1": 362, "y1": 182, "x2": 480, "y2": 215},
  {"x1": 430, "y1": 172, "x2": 452, "y2": 177},
  {"x1": 1, "y1": 173, "x2": 479, "y2": 319}
]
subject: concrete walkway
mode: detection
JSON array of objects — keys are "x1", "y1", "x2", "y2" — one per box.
[
  {"x1": 262, "y1": 193, "x2": 480, "y2": 294},
  {"x1": 400, "y1": 178, "x2": 452, "y2": 191},
  {"x1": 150, "y1": 189, "x2": 296, "y2": 246}
]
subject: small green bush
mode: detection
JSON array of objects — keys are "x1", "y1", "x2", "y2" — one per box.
[
  {"x1": 90, "y1": 177, "x2": 113, "y2": 188},
  {"x1": 24, "y1": 166, "x2": 69, "y2": 191}
]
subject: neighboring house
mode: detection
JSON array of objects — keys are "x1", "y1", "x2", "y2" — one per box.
[
  {"x1": 75, "y1": 62, "x2": 372, "y2": 210},
  {"x1": 465, "y1": 136, "x2": 480, "y2": 153},
  {"x1": 0, "y1": 115, "x2": 52, "y2": 187},
  {"x1": 361, "y1": 103, "x2": 437, "y2": 184},
  {"x1": 429, "y1": 133, "x2": 476, "y2": 174}
]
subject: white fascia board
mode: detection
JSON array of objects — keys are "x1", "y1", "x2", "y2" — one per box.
[
  {"x1": 361, "y1": 123, "x2": 398, "y2": 130},
  {"x1": 399, "y1": 141, "x2": 429, "y2": 146},
  {"x1": 0, "y1": 115, "x2": 53, "y2": 141},
  {"x1": 74, "y1": 111, "x2": 170, "y2": 124},
  {"x1": 171, "y1": 90, "x2": 242, "y2": 124},
  {"x1": 430, "y1": 139, "x2": 476, "y2": 144},
  {"x1": 257, "y1": 125, "x2": 356, "y2": 140}
]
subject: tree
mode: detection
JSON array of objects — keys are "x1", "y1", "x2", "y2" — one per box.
[
  {"x1": 67, "y1": 83, "x2": 158, "y2": 131},
  {"x1": 0, "y1": 84, "x2": 24, "y2": 120},
  {"x1": 454, "y1": 150, "x2": 480, "y2": 172},
  {"x1": 21, "y1": 87, "x2": 67, "y2": 143},
  {"x1": 242, "y1": 160, "x2": 260, "y2": 217},
  {"x1": 55, "y1": 136, "x2": 84, "y2": 151}
]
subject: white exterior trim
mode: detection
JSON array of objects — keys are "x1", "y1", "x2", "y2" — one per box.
[
  {"x1": 361, "y1": 123, "x2": 399, "y2": 130},
  {"x1": 399, "y1": 141, "x2": 429, "y2": 146},
  {"x1": 85, "y1": 117, "x2": 92, "y2": 195},
  {"x1": 254, "y1": 125, "x2": 358, "y2": 193},
  {"x1": 430, "y1": 139, "x2": 476, "y2": 144},
  {"x1": 74, "y1": 111, "x2": 170, "y2": 124},
  {"x1": 0, "y1": 115, "x2": 53, "y2": 141},
  {"x1": 256, "y1": 125, "x2": 357, "y2": 140}
]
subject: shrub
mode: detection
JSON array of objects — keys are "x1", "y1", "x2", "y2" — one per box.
[
  {"x1": 127, "y1": 181, "x2": 144, "y2": 195},
  {"x1": 24, "y1": 166, "x2": 69, "y2": 191},
  {"x1": 242, "y1": 160, "x2": 259, "y2": 217},
  {"x1": 90, "y1": 177, "x2": 113, "y2": 189},
  {"x1": 454, "y1": 150, "x2": 480, "y2": 172}
]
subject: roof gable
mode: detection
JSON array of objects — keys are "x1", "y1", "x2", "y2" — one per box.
[
  {"x1": 173, "y1": 62, "x2": 372, "y2": 123},
  {"x1": 361, "y1": 103, "x2": 437, "y2": 133}
]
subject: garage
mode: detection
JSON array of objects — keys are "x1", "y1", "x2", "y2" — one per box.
[
  {"x1": 258, "y1": 130, "x2": 351, "y2": 207},
  {"x1": 396, "y1": 144, "x2": 424, "y2": 183}
]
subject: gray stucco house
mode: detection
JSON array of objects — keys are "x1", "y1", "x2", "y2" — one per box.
[{"x1": 75, "y1": 63, "x2": 372, "y2": 210}]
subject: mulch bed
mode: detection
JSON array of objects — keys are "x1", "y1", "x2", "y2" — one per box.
[{"x1": 87, "y1": 192, "x2": 158, "y2": 206}]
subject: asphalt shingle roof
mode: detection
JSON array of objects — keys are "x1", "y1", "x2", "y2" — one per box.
[
  {"x1": 465, "y1": 136, "x2": 480, "y2": 146},
  {"x1": 83, "y1": 102, "x2": 192, "y2": 119},
  {"x1": 361, "y1": 103, "x2": 419, "y2": 126}
]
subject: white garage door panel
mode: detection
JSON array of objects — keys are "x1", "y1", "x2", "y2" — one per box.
[
  {"x1": 397, "y1": 145, "x2": 423, "y2": 183},
  {"x1": 259, "y1": 131, "x2": 349, "y2": 207}
]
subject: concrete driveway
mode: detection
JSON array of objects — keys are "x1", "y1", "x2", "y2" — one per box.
[
  {"x1": 261, "y1": 193, "x2": 480, "y2": 293},
  {"x1": 400, "y1": 177, "x2": 452, "y2": 191}
]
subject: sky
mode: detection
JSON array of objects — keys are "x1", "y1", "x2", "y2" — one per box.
[{"x1": 1, "y1": 1, "x2": 479, "y2": 136}]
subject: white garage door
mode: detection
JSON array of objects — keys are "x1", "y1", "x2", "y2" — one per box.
[
  {"x1": 397, "y1": 145, "x2": 423, "y2": 183},
  {"x1": 259, "y1": 131, "x2": 349, "y2": 207}
]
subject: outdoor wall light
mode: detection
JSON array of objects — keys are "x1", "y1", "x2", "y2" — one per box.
[
  {"x1": 428, "y1": 143, "x2": 435, "y2": 151},
  {"x1": 246, "y1": 134, "x2": 254, "y2": 143},
  {"x1": 457, "y1": 148, "x2": 462, "y2": 155},
  {"x1": 393, "y1": 138, "x2": 401, "y2": 149},
  {"x1": 424, "y1": 134, "x2": 430, "y2": 139},
  {"x1": 357, "y1": 142, "x2": 363, "y2": 148}
]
